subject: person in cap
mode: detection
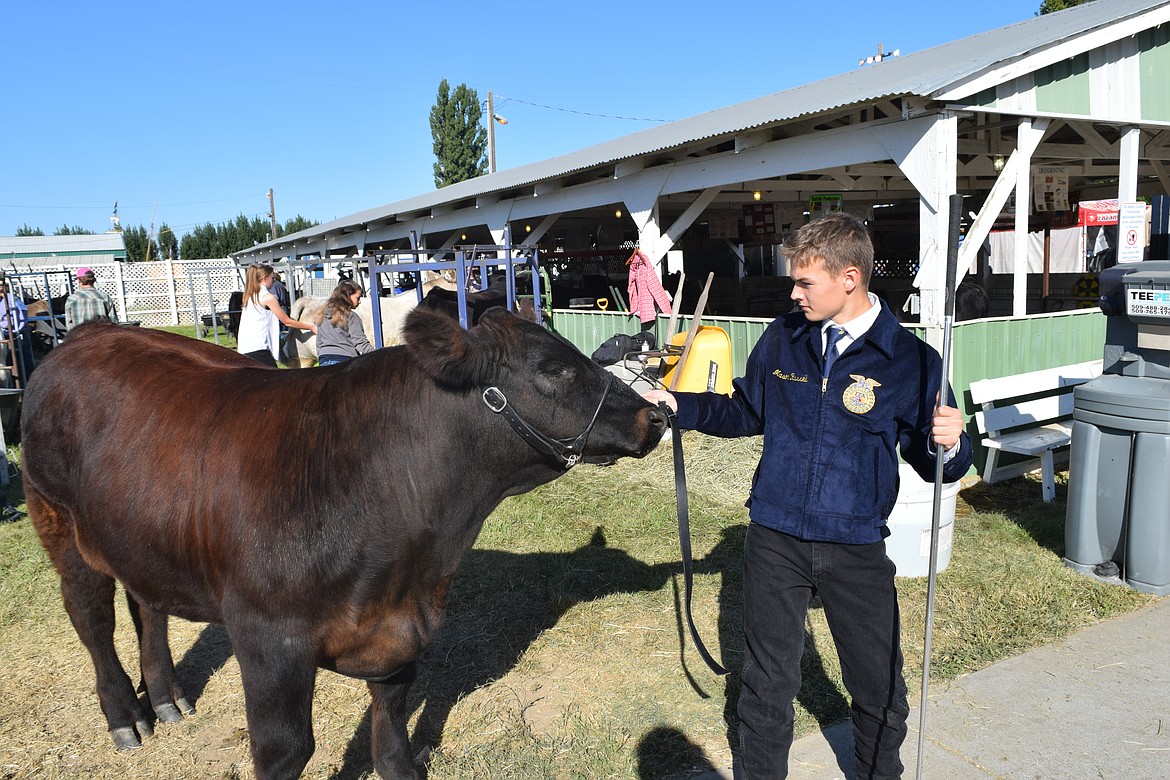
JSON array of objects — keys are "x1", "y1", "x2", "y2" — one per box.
[
  {"x1": 645, "y1": 213, "x2": 970, "y2": 780},
  {"x1": 65, "y1": 268, "x2": 117, "y2": 331}
]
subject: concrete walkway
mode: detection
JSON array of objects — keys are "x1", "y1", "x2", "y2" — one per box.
[{"x1": 692, "y1": 596, "x2": 1170, "y2": 779}]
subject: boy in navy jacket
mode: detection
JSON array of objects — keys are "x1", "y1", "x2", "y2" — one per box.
[{"x1": 646, "y1": 213, "x2": 970, "y2": 779}]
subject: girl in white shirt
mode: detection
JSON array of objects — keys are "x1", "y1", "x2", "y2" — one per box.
[{"x1": 237, "y1": 264, "x2": 316, "y2": 366}]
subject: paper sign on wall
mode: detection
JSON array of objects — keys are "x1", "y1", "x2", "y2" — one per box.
[{"x1": 1034, "y1": 166, "x2": 1069, "y2": 212}]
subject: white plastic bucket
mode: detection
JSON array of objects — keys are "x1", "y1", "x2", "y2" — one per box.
[{"x1": 885, "y1": 463, "x2": 960, "y2": 578}]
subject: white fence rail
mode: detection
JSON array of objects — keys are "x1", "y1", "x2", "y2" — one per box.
[{"x1": 6, "y1": 260, "x2": 249, "y2": 327}]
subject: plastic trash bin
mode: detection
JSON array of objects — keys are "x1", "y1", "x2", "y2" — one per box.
[
  {"x1": 1065, "y1": 374, "x2": 1170, "y2": 595},
  {"x1": 886, "y1": 463, "x2": 960, "y2": 577}
]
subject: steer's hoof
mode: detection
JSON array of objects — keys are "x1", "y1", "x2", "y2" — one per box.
[
  {"x1": 154, "y1": 703, "x2": 184, "y2": 723},
  {"x1": 176, "y1": 697, "x2": 196, "y2": 716},
  {"x1": 109, "y1": 726, "x2": 143, "y2": 751}
]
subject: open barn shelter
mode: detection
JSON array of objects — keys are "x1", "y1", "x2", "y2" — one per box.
[{"x1": 234, "y1": 0, "x2": 1170, "y2": 422}]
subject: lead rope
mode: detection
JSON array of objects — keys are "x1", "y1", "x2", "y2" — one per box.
[{"x1": 663, "y1": 403, "x2": 729, "y2": 677}]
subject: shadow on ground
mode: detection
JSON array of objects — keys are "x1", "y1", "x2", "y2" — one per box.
[
  {"x1": 321, "y1": 525, "x2": 851, "y2": 778},
  {"x1": 958, "y1": 477, "x2": 1069, "y2": 556}
]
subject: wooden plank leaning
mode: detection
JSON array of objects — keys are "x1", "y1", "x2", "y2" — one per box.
[{"x1": 668, "y1": 272, "x2": 714, "y2": 392}]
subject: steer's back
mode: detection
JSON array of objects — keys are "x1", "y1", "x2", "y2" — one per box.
[{"x1": 21, "y1": 322, "x2": 377, "y2": 623}]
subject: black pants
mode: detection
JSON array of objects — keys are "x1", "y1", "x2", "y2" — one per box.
[
  {"x1": 738, "y1": 523, "x2": 908, "y2": 779},
  {"x1": 243, "y1": 349, "x2": 278, "y2": 368}
]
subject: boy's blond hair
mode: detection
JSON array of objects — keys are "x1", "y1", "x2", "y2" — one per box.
[{"x1": 784, "y1": 213, "x2": 874, "y2": 286}]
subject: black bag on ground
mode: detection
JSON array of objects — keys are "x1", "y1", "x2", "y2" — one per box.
[{"x1": 591, "y1": 331, "x2": 656, "y2": 365}]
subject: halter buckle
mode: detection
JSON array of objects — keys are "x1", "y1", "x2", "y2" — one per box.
[{"x1": 482, "y1": 386, "x2": 507, "y2": 414}]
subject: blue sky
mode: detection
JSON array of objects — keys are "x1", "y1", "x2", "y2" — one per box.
[{"x1": 2, "y1": 0, "x2": 1042, "y2": 240}]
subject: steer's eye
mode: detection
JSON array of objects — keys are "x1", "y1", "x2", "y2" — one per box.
[{"x1": 537, "y1": 361, "x2": 573, "y2": 382}]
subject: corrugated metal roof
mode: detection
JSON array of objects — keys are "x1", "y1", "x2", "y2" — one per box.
[
  {"x1": 0, "y1": 233, "x2": 126, "y2": 255},
  {"x1": 241, "y1": 0, "x2": 1170, "y2": 255}
]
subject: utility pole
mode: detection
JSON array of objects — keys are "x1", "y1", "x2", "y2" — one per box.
[
  {"x1": 486, "y1": 92, "x2": 508, "y2": 174},
  {"x1": 145, "y1": 202, "x2": 157, "y2": 262},
  {"x1": 267, "y1": 188, "x2": 279, "y2": 239},
  {"x1": 487, "y1": 91, "x2": 496, "y2": 175}
]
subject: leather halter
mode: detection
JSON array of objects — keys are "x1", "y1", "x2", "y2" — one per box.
[{"x1": 481, "y1": 378, "x2": 612, "y2": 469}]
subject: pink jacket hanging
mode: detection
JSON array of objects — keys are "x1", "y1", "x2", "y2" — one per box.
[{"x1": 626, "y1": 250, "x2": 673, "y2": 324}]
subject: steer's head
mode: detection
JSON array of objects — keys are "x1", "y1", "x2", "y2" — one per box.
[{"x1": 404, "y1": 306, "x2": 668, "y2": 467}]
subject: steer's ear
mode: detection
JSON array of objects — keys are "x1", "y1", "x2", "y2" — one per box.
[{"x1": 403, "y1": 307, "x2": 497, "y2": 389}]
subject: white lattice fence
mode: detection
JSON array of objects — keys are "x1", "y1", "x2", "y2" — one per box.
[
  {"x1": 6, "y1": 260, "x2": 242, "y2": 327},
  {"x1": 119, "y1": 260, "x2": 242, "y2": 326},
  {"x1": 172, "y1": 262, "x2": 245, "y2": 325}
]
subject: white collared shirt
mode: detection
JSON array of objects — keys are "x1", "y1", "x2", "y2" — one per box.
[{"x1": 820, "y1": 292, "x2": 880, "y2": 358}]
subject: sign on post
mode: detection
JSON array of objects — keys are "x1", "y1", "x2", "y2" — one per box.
[{"x1": 1118, "y1": 202, "x2": 1147, "y2": 264}]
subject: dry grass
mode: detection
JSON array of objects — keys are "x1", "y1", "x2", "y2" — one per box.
[{"x1": 0, "y1": 435, "x2": 1154, "y2": 780}]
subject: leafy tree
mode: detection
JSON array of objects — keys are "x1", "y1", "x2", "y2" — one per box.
[
  {"x1": 430, "y1": 79, "x2": 488, "y2": 187},
  {"x1": 157, "y1": 224, "x2": 178, "y2": 260},
  {"x1": 178, "y1": 213, "x2": 320, "y2": 260},
  {"x1": 122, "y1": 225, "x2": 159, "y2": 263},
  {"x1": 1039, "y1": 0, "x2": 1093, "y2": 13},
  {"x1": 282, "y1": 214, "x2": 317, "y2": 235},
  {"x1": 15, "y1": 224, "x2": 44, "y2": 236},
  {"x1": 53, "y1": 225, "x2": 95, "y2": 235}
]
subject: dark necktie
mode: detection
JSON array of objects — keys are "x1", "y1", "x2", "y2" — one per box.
[{"x1": 823, "y1": 325, "x2": 846, "y2": 375}]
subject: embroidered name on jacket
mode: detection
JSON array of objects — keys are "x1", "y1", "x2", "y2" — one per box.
[
  {"x1": 772, "y1": 369, "x2": 808, "y2": 383},
  {"x1": 842, "y1": 374, "x2": 881, "y2": 414}
]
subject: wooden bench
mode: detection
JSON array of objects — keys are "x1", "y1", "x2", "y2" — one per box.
[{"x1": 969, "y1": 360, "x2": 1103, "y2": 502}]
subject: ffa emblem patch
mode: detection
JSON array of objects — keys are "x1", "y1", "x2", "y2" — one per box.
[{"x1": 842, "y1": 374, "x2": 881, "y2": 414}]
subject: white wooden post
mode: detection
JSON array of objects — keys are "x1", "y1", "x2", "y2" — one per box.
[
  {"x1": 1118, "y1": 126, "x2": 1141, "y2": 203},
  {"x1": 901, "y1": 112, "x2": 957, "y2": 352},
  {"x1": 113, "y1": 262, "x2": 128, "y2": 323},
  {"x1": 1013, "y1": 119, "x2": 1045, "y2": 317}
]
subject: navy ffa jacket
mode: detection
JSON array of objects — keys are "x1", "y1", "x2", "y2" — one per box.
[{"x1": 675, "y1": 301, "x2": 972, "y2": 544}]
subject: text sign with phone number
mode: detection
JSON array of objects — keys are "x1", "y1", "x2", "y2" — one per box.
[{"x1": 1127, "y1": 289, "x2": 1170, "y2": 319}]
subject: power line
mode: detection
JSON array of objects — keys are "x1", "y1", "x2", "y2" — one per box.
[
  {"x1": 495, "y1": 95, "x2": 671, "y2": 123},
  {"x1": 0, "y1": 194, "x2": 266, "y2": 211}
]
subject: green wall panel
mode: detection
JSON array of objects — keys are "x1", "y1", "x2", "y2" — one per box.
[
  {"x1": 1140, "y1": 25, "x2": 1170, "y2": 122},
  {"x1": 1035, "y1": 53, "x2": 1091, "y2": 116},
  {"x1": 552, "y1": 308, "x2": 1106, "y2": 478}
]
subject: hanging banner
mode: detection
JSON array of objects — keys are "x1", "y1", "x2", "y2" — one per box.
[
  {"x1": 1033, "y1": 166, "x2": 1069, "y2": 212},
  {"x1": 1077, "y1": 199, "x2": 1120, "y2": 226}
]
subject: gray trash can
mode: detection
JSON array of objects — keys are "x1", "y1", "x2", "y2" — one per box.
[
  {"x1": 1065, "y1": 259, "x2": 1170, "y2": 595},
  {"x1": 1065, "y1": 371, "x2": 1170, "y2": 595},
  {"x1": 1071, "y1": 390, "x2": 1170, "y2": 591}
]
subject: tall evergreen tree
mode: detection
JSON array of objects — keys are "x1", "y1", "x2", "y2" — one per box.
[
  {"x1": 122, "y1": 225, "x2": 159, "y2": 263},
  {"x1": 1039, "y1": 0, "x2": 1093, "y2": 13},
  {"x1": 53, "y1": 225, "x2": 95, "y2": 235},
  {"x1": 177, "y1": 214, "x2": 318, "y2": 259},
  {"x1": 430, "y1": 80, "x2": 488, "y2": 188},
  {"x1": 282, "y1": 214, "x2": 317, "y2": 235},
  {"x1": 15, "y1": 224, "x2": 44, "y2": 236},
  {"x1": 157, "y1": 224, "x2": 178, "y2": 260}
]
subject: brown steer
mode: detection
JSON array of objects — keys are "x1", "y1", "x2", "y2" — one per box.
[{"x1": 22, "y1": 308, "x2": 667, "y2": 779}]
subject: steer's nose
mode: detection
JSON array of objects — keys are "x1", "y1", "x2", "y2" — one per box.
[{"x1": 647, "y1": 404, "x2": 670, "y2": 437}]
